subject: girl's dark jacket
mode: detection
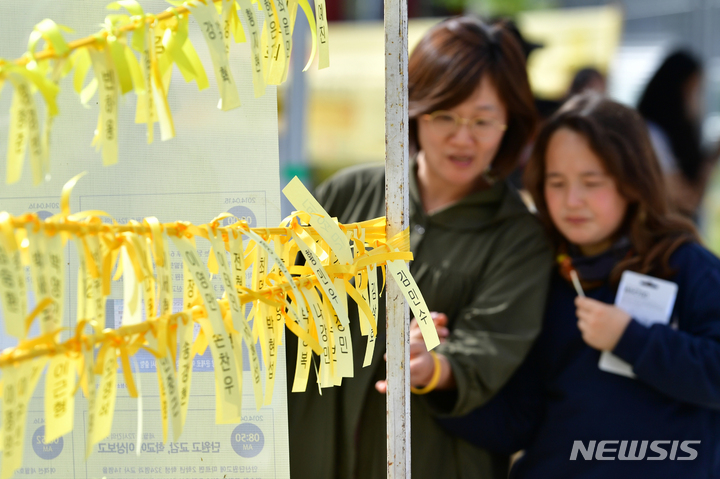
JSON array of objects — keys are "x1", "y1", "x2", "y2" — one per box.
[{"x1": 442, "y1": 241, "x2": 720, "y2": 479}]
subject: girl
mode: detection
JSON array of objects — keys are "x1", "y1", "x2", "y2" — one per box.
[{"x1": 437, "y1": 92, "x2": 720, "y2": 477}]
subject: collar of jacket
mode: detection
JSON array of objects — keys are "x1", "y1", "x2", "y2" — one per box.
[{"x1": 408, "y1": 160, "x2": 530, "y2": 231}]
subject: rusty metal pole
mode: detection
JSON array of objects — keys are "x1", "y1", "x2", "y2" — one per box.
[{"x1": 384, "y1": 0, "x2": 411, "y2": 477}]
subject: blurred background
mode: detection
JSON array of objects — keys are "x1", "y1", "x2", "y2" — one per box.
[{"x1": 278, "y1": 0, "x2": 720, "y2": 254}]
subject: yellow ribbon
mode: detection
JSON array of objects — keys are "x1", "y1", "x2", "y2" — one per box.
[
  {"x1": 58, "y1": 171, "x2": 87, "y2": 218},
  {"x1": 106, "y1": 0, "x2": 146, "y2": 51},
  {"x1": 119, "y1": 232, "x2": 147, "y2": 283},
  {"x1": 0, "y1": 181, "x2": 438, "y2": 467},
  {"x1": 144, "y1": 217, "x2": 165, "y2": 267},
  {"x1": 162, "y1": 11, "x2": 209, "y2": 90},
  {"x1": 106, "y1": 29, "x2": 134, "y2": 95},
  {"x1": 23, "y1": 297, "x2": 56, "y2": 337},
  {"x1": 0, "y1": 62, "x2": 60, "y2": 117},
  {"x1": 27, "y1": 19, "x2": 71, "y2": 61}
]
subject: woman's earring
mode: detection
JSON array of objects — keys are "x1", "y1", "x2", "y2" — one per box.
[{"x1": 482, "y1": 167, "x2": 497, "y2": 185}]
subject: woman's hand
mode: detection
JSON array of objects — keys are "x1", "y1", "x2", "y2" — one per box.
[
  {"x1": 575, "y1": 297, "x2": 631, "y2": 351},
  {"x1": 375, "y1": 312, "x2": 454, "y2": 393},
  {"x1": 410, "y1": 312, "x2": 449, "y2": 344}
]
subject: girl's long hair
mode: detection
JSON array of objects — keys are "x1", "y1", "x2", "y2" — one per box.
[{"x1": 524, "y1": 93, "x2": 698, "y2": 282}]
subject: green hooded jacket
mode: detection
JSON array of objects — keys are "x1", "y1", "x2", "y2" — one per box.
[{"x1": 286, "y1": 163, "x2": 552, "y2": 478}]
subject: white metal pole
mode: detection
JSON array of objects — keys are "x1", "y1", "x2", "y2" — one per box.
[{"x1": 384, "y1": 0, "x2": 411, "y2": 477}]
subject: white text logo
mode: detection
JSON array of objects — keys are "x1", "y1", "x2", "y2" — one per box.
[{"x1": 569, "y1": 440, "x2": 700, "y2": 461}]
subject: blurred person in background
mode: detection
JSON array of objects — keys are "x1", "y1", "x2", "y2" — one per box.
[
  {"x1": 286, "y1": 16, "x2": 552, "y2": 479},
  {"x1": 492, "y1": 17, "x2": 560, "y2": 122},
  {"x1": 638, "y1": 50, "x2": 717, "y2": 219},
  {"x1": 495, "y1": 17, "x2": 554, "y2": 193},
  {"x1": 566, "y1": 67, "x2": 606, "y2": 97}
]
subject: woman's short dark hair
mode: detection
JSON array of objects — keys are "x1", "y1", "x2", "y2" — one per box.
[
  {"x1": 408, "y1": 17, "x2": 538, "y2": 179},
  {"x1": 524, "y1": 93, "x2": 698, "y2": 282}
]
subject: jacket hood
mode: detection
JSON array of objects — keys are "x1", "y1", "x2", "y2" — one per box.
[{"x1": 409, "y1": 162, "x2": 531, "y2": 231}]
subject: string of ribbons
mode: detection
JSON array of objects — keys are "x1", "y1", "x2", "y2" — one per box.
[
  {"x1": 0, "y1": 175, "x2": 438, "y2": 479},
  {"x1": 0, "y1": 0, "x2": 330, "y2": 185}
]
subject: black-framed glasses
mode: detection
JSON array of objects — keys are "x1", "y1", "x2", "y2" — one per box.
[{"x1": 421, "y1": 110, "x2": 507, "y2": 140}]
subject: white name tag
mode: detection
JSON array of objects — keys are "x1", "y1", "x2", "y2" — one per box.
[{"x1": 599, "y1": 270, "x2": 678, "y2": 378}]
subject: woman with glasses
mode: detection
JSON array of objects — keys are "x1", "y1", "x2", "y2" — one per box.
[{"x1": 286, "y1": 16, "x2": 552, "y2": 479}]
